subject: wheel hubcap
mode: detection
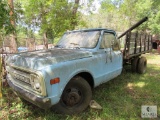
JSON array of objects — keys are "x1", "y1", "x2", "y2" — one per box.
[{"x1": 63, "y1": 88, "x2": 82, "y2": 107}]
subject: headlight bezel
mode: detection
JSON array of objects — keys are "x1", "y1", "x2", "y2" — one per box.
[
  {"x1": 30, "y1": 71, "x2": 46, "y2": 96},
  {"x1": 30, "y1": 74, "x2": 41, "y2": 92}
]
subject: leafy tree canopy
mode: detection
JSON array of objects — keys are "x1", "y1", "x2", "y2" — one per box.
[
  {"x1": 84, "y1": 0, "x2": 160, "y2": 35},
  {"x1": 0, "y1": 0, "x2": 14, "y2": 35}
]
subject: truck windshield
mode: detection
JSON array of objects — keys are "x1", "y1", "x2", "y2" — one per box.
[{"x1": 56, "y1": 31, "x2": 100, "y2": 49}]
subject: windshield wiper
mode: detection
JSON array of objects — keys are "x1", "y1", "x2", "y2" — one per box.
[
  {"x1": 70, "y1": 43, "x2": 79, "y2": 45},
  {"x1": 74, "y1": 47, "x2": 80, "y2": 49},
  {"x1": 70, "y1": 43, "x2": 81, "y2": 49},
  {"x1": 55, "y1": 45, "x2": 64, "y2": 48}
]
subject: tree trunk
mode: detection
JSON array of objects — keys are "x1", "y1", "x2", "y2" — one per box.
[
  {"x1": 71, "y1": 0, "x2": 80, "y2": 29},
  {"x1": 8, "y1": 0, "x2": 17, "y2": 53},
  {"x1": 43, "y1": 32, "x2": 48, "y2": 49},
  {"x1": 72, "y1": 0, "x2": 80, "y2": 15},
  {"x1": 9, "y1": 35, "x2": 17, "y2": 53}
]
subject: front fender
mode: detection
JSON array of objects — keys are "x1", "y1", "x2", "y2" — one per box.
[{"x1": 40, "y1": 58, "x2": 95, "y2": 105}]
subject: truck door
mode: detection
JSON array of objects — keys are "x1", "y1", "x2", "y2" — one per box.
[{"x1": 96, "y1": 31, "x2": 122, "y2": 85}]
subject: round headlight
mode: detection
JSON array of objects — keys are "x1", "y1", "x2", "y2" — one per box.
[
  {"x1": 30, "y1": 74, "x2": 41, "y2": 92},
  {"x1": 34, "y1": 83, "x2": 40, "y2": 89}
]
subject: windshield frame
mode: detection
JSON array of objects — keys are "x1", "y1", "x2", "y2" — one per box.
[{"x1": 56, "y1": 30, "x2": 101, "y2": 49}]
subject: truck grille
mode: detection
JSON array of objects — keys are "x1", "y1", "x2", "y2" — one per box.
[
  {"x1": 12, "y1": 72, "x2": 30, "y2": 84},
  {"x1": 7, "y1": 65, "x2": 47, "y2": 96},
  {"x1": 9, "y1": 67, "x2": 31, "y2": 86}
]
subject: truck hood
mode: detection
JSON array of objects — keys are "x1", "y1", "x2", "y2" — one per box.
[{"x1": 6, "y1": 49, "x2": 92, "y2": 70}]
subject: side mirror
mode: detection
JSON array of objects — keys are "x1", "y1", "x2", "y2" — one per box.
[{"x1": 112, "y1": 39, "x2": 120, "y2": 51}]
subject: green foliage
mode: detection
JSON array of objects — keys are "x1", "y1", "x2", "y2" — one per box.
[
  {"x1": 83, "y1": 0, "x2": 160, "y2": 35},
  {"x1": 0, "y1": 0, "x2": 14, "y2": 35},
  {"x1": 2, "y1": 0, "x2": 160, "y2": 47},
  {"x1": 46, "y1": 1, "x2": 73, "y2": 37},
  {"x1": 22, "y1": 0, "x2": 81, "y2": 40},
  {"x1": 131, "y1": 0, "x2": 160, "y2": 34}
]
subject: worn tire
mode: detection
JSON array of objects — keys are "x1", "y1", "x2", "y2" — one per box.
[
  {"x1": 52, "y1": 77, "x2": 92, "y2": 114},
  {"x1": 137, "y1": 57, "x2": 147, "y2": 74},
  {"x1": 131, "y1": 57, "x2": 139, "y2": 72}
]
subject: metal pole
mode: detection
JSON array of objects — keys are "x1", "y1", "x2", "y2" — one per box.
[{"x1": 118, "y1": 17, "x2": 148, "y2": 39}]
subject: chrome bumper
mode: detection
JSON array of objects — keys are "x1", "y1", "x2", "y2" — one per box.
[{"x1": 7, "y1": 78, "x2": 51, "y2": 109}]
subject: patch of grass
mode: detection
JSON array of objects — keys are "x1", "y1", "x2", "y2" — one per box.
[{"x1": 0, "y1": 53, "x2": 160, "y2": 120}]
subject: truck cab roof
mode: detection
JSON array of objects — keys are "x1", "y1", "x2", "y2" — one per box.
[{"x1": 66, "y1": 28, "x2": 116, "y2": 35}]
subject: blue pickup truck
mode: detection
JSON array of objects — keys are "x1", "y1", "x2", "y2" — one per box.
[{"x1": 5, "y1": 18, "x2": 152, "y2": 114}]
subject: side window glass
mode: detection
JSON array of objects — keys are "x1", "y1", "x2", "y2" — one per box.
[{"x1": 100, "y1": 32, "x2": 115, "y2": 49}]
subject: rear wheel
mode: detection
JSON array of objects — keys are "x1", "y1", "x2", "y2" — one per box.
[
  {"x1": 137, "y1": 57, "x2": 147, "y2": 74},
  {"x1": 52, "y1": 76, "x2": 92, "y2": 114},
  {"x1": 131, "y1": 57, "x2": 139, "y2": 72}
]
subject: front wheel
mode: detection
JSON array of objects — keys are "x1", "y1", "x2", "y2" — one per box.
[{"x1": 52, "y1": 76, "x2": 92, "y2": 114}]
